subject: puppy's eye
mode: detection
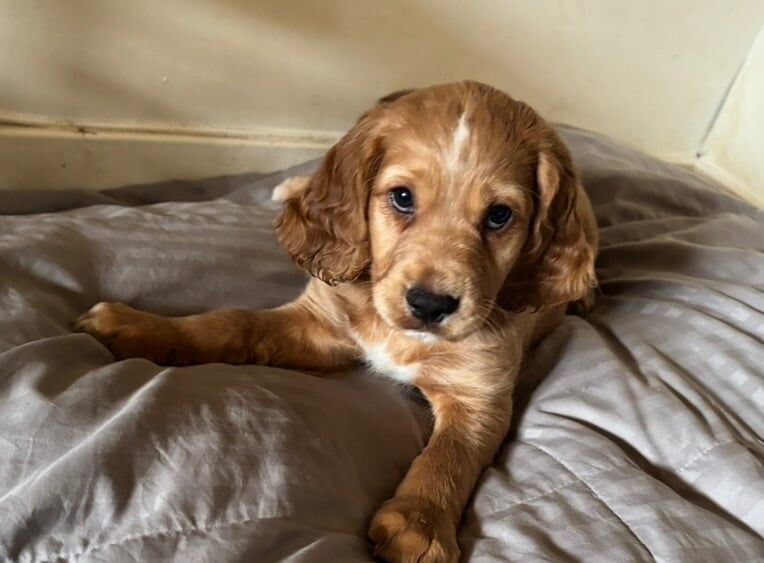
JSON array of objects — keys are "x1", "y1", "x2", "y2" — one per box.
[
  {"x1": 485, "y1": 205, "x2": 513, "y2": 230},
  {"x1": 389, "y1": 186, "x2": 414, "y2": 215}
]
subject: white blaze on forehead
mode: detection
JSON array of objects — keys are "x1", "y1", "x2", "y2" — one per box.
[{"x1": 447, "y1": 112, "x2": 470, "y2": 169}]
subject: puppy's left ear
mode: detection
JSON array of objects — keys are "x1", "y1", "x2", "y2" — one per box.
[
  {"x1": 274, "y1": 110, "x2": 385, "y2": 285},
  {"x1": 501, "y1": 133, "x2": 597, "y2": 311}
]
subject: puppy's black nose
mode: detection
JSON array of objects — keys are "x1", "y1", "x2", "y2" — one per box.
[{"x1": 406, "y1": 286, "x2": 460, "y2": 324}]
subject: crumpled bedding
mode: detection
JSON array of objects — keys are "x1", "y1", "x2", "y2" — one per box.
[{"x1": 1, "y1": 127, "x2": 762, "y2": 562}]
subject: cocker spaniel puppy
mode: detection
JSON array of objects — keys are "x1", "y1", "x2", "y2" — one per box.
[{"x1": 76, "y1": 81, "x2": 598, "y2": 563}]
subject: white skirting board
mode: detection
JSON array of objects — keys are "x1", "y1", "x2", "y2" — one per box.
[
  {"x1": 3, "y1": 117, "x2": 760, "y2": 209},
  {"x1": 0, "y1": 122, "x2": 340, "y2": 191}
]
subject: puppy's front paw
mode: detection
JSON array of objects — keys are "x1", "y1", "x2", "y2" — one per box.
[
  {"x1": 369, "y1": 496, "x2": 459, "y2": 563},
  {"x1": 74, "y1": 302, "x2": 180, "y2": 364}
]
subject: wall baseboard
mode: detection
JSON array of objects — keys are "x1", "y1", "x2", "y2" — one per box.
[
  {"x1": 0, "y1": 121, "x2": 341, "y2": 191},
  {"x1": 3, "y1": 117, "x2": 761, "y2": 210}
]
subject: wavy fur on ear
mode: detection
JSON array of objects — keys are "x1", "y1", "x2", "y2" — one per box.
[
  {"x1": 500, "y1": 130, "x2": 597, "y2": 311},
  {"x1": 274, "y1": 110, "x2": 385, "y2": 285}
]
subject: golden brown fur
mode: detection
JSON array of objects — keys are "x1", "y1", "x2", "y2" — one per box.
[{"x1": 75, "y1": 81, "x2": 598, "y2": 563}]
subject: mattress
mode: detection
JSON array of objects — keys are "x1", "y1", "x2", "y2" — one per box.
[{"x1": 1, "y1": 127, "x2": 762, "y2": 562}]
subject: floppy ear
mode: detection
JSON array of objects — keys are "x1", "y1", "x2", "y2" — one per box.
[
  {"x1": 274, "y1": 112, "x2": 384, "y2": 285},
  {"x1": 500, "y1": 135, "x2": 596, "y2": 311}
]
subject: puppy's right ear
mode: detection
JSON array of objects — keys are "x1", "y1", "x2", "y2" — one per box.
[{"x1": 274, "y1": 110, "x2": 385, "y2": 285}]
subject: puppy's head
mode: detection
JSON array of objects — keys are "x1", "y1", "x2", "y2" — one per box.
[{"x1": 275, "y1": 81, "x2": 595, "y2": 341}]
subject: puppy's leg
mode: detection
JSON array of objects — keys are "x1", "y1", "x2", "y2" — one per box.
[
  {"x1": 369, "y1": 385, "x2": 513, "y2": 563},
  {"x1": 74, "y1": 293, "x2": 357, "y2": 370}
]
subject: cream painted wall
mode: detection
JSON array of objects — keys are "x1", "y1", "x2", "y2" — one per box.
[
  {"x1": 699, "y1": 28, "x2": 764, "y2": 208},
  {"x1": 1, "y1": 1, "x2": 763, "y2": 193}
]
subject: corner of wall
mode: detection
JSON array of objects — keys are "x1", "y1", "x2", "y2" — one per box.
[{"x1": 695, "y1": 26, "x2": 764, "y2": 209}]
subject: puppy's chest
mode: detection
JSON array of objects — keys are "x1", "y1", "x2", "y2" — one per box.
[{"x1": 351, "y1": 332, "x2": 421, "y2": 385}]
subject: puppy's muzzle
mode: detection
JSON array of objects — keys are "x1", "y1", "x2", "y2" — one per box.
[{"x1": 406, "y1": 286, "x2": 460, "y2": 324}]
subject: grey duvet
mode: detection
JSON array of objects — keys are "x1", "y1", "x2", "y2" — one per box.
[{"x1": 1, "y1": 127, "x2": 762, "y2": 562}]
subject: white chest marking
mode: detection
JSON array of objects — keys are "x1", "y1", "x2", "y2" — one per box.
[{"x1": 353, "y1": 333, "x2": 420, "y2": 384}]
